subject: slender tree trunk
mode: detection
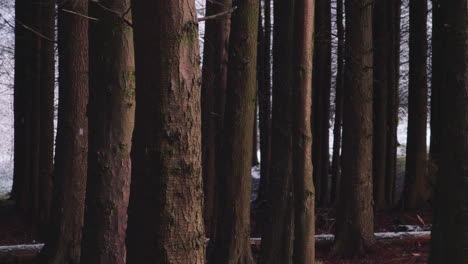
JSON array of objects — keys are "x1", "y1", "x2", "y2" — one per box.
[
  {"x1": 330, "y1": 0, "x2": 344, "y2": 205},
  {"x1": 292, "y1": 0, "x2": 315, "y2": 262},
  {"x1": 80, "y1": 1, "x2": 134, "y2": 264},
  {"x1": 201, "y1": 0, "x2": 232, "y2": 238},
  {"x1": 332, "y1": 0, "x2": 375, "y2": 256},
  {"x1": 372, "y1": 0, "x2": 400, "y2": 210},
  {"x1": 39, "y1": 1, "x2": 89, "y2": 263},
  {"x1": 125, "y1": 1, "x2": 205, "y2": 263},
  {"x1": 210, "y1": 1, "x2": 258, "y2": 263},
  {"x1": 257, "y1": 0, "x2": 272, "y2": 206},
  {"x1": 259, "y1": 1, "x2": 295, "y2": 263},
  {"x1": 429, "y1": 0, "x2": 467, "y2": 262},
  {"x1": 402, "y1": 0, "x2": 429, "y2": 210},
  {"x1": 38, "y1": 0, "x2": 55, "y2": 227},
  {"x1": 252, "y1": 103, "x2": 259, "y2": 166}
]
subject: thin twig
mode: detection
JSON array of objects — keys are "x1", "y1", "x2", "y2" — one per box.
[
  {"x1": 198, "y1": 6, "x2": 237, "y2": 22},
  {"x1": 61, "y1": 8, "x2": 98, "y2": 21}
]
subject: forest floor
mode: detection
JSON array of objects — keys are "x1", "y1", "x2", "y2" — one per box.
[{"x1": 0, "y1": 197, "x2": 433, "y2": 264}]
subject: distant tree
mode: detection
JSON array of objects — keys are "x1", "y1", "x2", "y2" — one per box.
[
  {"x1": 209, "y1": 0, "x2": 258, "y2": 263},
  {"x1": 372, "y1": 0, "x2": 401, "y2": 210},
  {"x1": 201, "y1": 0, "x2": 232, "y2": 237},
  {"x1": 39, "y1": 0, "x2": 89, "y2": 263},
  {"x1": 312, "y1": 0, "x2": 331, "y2": 205},
  {"x1": 291, "y1": 0, "x2": 315, "y2": 262},
  {"x1": 125, "y1": 1, "x2": 205, "y2": 263},
  {"x1": 429, "y1": 0, "x2": 467, "y2": 262},
  {"x1": 259, "y1": 0, "x2": 295, "y2": 262},
  {"x1": 402, "y1": 0, "x2": 429, "y2": 210},
  {"x1": 332, "y1": 0, "x2": 375, "y2": 256},
  {"x1": 330, "y1": 0, "x2": 344, "y2": 205},
  {"x1": 80, "y1": 1, "x2": 135, "y2": 263}
]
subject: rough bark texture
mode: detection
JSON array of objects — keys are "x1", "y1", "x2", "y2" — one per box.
[
  {"x1": 209, "y1": 1, "x2": 258, "y2": 263},
  {"x1": 429, "y1": 0, "x2": 468, "y2": 262},
  {"x1": 80, "y1": 1, "x2": 135, "y2": 264},
  {"x1": 38, "y1": 0, "x2": 55, "y2": 227},
  {"x1": 330, "y1": 0, "x2": 344, "y2": 205},
  {"x1": 312, "y1": 0, "x2": 331, "y2": 206},
  {"x1": 39, "y1": 1, "x2": 89, "y2": 263},
  {"x1": 256, "y1": 0, "x2": 272, "y2": 206},
  {"x1": 201, "y1": 0, "x2": 232, "y2": 238},
  {"x1": 402, "y1": 0, "x2": 429, "y2": 210},
  {"x1": 332, "y1": 0, "x2": 375, "y2": 256},
  {"x1": 292, "y1": 0, "x2": 315, "y2": 262},
  {"x1": 125, "y1": 1, "x2": 205, "y2": 264},
  {"x1": 372, "y1": 0, "x2": 400, "y2": 210},
  {"x1": 259, "y1": 0, "x2": 295, "y2": 263}
]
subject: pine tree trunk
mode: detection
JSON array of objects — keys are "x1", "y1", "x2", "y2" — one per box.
[
  {"x1": 257, "y1": 0, "x2": 272, "y2": 206},
  {"x1": 292, "y1": 0, "x2": 315, "y2": 262},
  {"x1": 372, "y1": 0, "x2": 400, "y2": 210},
  {"x1": 38, "y1": 0, "x2": 55, "y2": 227},
  {"x1": 403, "y1": 0, "x2": 429, "y2": 210},
  {"x1": 429, "y1": 0, "x2": 467, "y2": 262},
  {"x1": 330, "y1": 0, "x2": 344, "y2": 205},
  {"x1": 210, "y1": 1, "x2": 258, "y2": 263},
  {"x1": 201, "y1": 0, "x2": 232, "y2": 238},
  {"x1": 39, "y1": 0, "x2": 89, "y2": 263},
  {"x1": 125, "y1": 1, "x2": 205, "y2": 263},
  {"x1": 332, "y1": 0, "x2": 375, "y2": 256},
  {"x1": 80, "y1": 1, "x2": 135, "y2": 263},
  {"x1": 259, "y1": 1, "x2": 295, "y2": 263}
]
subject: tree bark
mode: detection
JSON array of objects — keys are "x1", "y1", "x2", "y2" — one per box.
[
  {"x1": 209, "y1": 1, "x2": 258, "y2": 263},
  {"x1": 330, "y1": 0, "x2": 344, "y2": 205},
  {"x1": 125, "y1": 1, "x2": 205, "y2": 264},
  {"x1": 429, "y1": 0, "x2": 467, "y2": 262},
  {"x1": 39, "y1": 0, "x2": 89, "y2": 263},
  {"x1": 312, "y1": 0, "x2": 331, "y2": 206},
  {"x1": 332, "y1": 0, "x2": 375, "y2": 257},
  {"x1": 292, "y1": 0, "x2": 315, "y2": 262},
  {"x1": 201, "y1": 0, "x2": 232, "y2": 238},
  {"x1": 259, "y1": 0, "x2": 295, "y2": 263},
  {"x1": 80, "y1": 1, "x2": 135, "y2": 263},
  {"x1": 402, "y1": 0, "x2": 429, "y2": 210}
]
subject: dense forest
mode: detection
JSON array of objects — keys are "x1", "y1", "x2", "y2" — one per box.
[{"x1": 0, "y1": 0, "x2": 466, "y2": 263}]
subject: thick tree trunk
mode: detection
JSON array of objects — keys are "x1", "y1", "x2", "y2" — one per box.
[
  {"x1": 402, "y1": 0, "x2": 429, "y2": 210},
  {"x1": 125, "y1": 1, "x2": 205, "y2": 264},
  {"x1": 429, "y1": 0, "x2": 467, "y2": 262},
  {"x1": 256, "y1": 0, "x2": 272, "y2": 206},
  {"x1": 372, "y1": 0, "x2": 400, "y2": 210},
  {"x1": 39, "y1": 1, "x2": 89, "y2": 264},
  {"x1": 38, "y1": 0, "x2": 55, "y2": 227},
  {"x1": 332, "y1": 0, "x2": 375, "y2": 256},
  {"x1": 80, "y1": 1, "x2": 135, "y2": 264},
  {"x1": 330, "y1": 0, "x2": 344, "y2": 205},
  {"x1": 210, "y1": 1, "x2": 258, "y2": 263},
  {"x1": 292, "y1": 0, "x2": 315, "y2": 262},
  {"x1": 259, "y1": 1, "x2": 295, "y2": 263},
  {"x1": 201, "y1": 0, "x2": 232, "y2": 238},
  {"x1": 312, "y1": 0, "x2": 331, "y2": 206}
]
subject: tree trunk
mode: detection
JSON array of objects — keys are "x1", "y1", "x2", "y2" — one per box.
[
  {"x1": 429, "y1": 0, "x2": 467, "y2": 262},
  {"x1": 125, "y1": 1, "x2": 205, "y2": 264},
  {"x1": 372, "y1": 0, "x2": 400, "y2": 211},
  {"x1": 252, "y1": 102, "x2": 259, "y2": 166},
  {"x1": 256, "y1": 0, "x2": 272, "y2": 206},
  {"x1": 332, "y1": 0, "x2": 375, "y2": 256},
  {"x1": 292, "y1": 0, "x2": 315, "y2": 262},
  {"x1": 330, "y1": 0, "x2": 344, "y2": 205},
  {"x1": 38, "y1": 1, "x2": 89, "y2": 263},
  {"x1": 259, "y1": 0, "x2": 295, "y2": 263},
  {"x1": 80, "y1": 1, "x2": 135, "y2": 264},
  {"x1": 201, "y1": 0, "x2": 232, "y2": 238},
  {"x1": 402, "y1": 0, "x2": 429, "y2": 210},
  {"x1": 312, "y1": 0, "x2": 331, "y2": 206},
  {"x1": 209, "y1": 1, "x2": 258, "y2": 263},
  {"x1": 38, "y1": 0, "x2": 55, "y2": 228}
]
